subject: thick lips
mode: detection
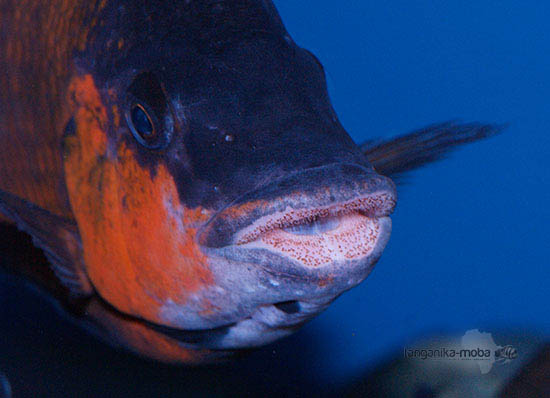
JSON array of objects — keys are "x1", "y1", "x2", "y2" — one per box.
[
  {"x1": 198, "y1": 163, "x2": 397, "y2": 269},
  {"x1": 234, "y1": 192, "x2": 394, "y2": 267}
]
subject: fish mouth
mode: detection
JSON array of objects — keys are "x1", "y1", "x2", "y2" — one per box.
[
  {"x1": 153, "y1": 163, "x2": 397, "y2": 350},
  {"x1": 199, "y1": 162, "x2": 396, "y2": 271},
  {"x1": 231, "y1": 192, "x2": 394, "y2": 268}
]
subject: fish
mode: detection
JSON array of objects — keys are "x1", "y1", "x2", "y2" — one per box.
[{"x1": 0, "y1": 0, "x2": 501, "y2": 363}]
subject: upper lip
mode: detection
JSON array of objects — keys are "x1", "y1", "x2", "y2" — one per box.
[
  {"x1": 198, "y1": 163, "x2": 397, "y2": 248},
  {"x1": 234, "y1": 192, "x2": 395, "y2": 245}
]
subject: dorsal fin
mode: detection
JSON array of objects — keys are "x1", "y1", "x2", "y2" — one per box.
[
  {"x1": 0, "y1": 189, "x2": 92, "y2": 296},
  {"x1": 362, "y1": 121, "x2": 504, "y2": 182}
]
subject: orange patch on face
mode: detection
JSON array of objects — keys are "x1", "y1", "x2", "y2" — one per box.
[
  {"x1": 64, "y1": 74, "x2": 214, "y2": 326},
  {"x1": 111, "y1": 104, "x2": 120, "y2": 127}
]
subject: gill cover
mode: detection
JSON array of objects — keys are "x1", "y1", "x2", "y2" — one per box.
[{"x1": 63, "y1": 74, "x2": 215, "y2": 326}]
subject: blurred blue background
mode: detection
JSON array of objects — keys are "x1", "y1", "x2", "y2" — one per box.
[
  {"x1": 0, "y1": 1, "x2": 548, "y2": 396},
  {"x1": 275, "y1": 0, "x2": 550, "y2": 382}
]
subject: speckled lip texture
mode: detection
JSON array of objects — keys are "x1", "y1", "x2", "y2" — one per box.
[{"x1": 235, "y1": 193, "x2": 394, "y2": 267}]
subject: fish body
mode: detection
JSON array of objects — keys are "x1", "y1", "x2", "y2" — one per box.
[{"x1": 0, "y1": 0, "x2": 498, "y2": 362}]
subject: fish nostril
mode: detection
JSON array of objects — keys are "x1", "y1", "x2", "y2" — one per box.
[{"x1": 274, "y1": 300, "x2": 300, "y2": 314}]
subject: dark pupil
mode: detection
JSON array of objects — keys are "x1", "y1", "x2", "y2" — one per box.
[{"x1": 131, "y1": 106, "x2": 154, "y2": 138}]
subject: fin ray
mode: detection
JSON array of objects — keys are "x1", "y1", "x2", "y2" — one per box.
[{"x1": 362, "y1": 121, "x2": 504, "y2": 181}]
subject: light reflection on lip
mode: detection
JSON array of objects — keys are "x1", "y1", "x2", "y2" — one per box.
[{"x1": 283, "y1": 215, "x2": 341, "y2": 235}]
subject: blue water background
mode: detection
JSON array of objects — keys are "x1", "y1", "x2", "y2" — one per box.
[
  {"x1": 275, "y1": 0, "x2": 550, "y2": 382},
  {"x1": 0, "y1": 1, "x2": 548, "y2": 396}
]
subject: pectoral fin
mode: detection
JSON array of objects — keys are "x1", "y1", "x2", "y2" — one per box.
[
  {"x1": 362, "y1": 121, "x2": 504, "y2": 182},
  {"x1": 0, "y1": 189, "x2": 92, "y2": 296}
]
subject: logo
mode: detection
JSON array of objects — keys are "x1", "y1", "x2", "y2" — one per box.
[
  {"x1": 403, "y1": 329, "x2": 518, "y2": 374},
  {"x1": 495, "y1": 345, "x2": 518, "y2": 363}
]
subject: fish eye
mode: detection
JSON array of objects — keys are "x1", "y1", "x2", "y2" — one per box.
[
  {"x1": 125, "y1": 72, "x2": 171, "y2": 150},
  {"x1": 128, "y1": 103, "x2": 155, "y2": 141}
]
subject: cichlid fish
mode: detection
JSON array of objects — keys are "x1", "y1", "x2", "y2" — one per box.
[{"x1": 0, "y1": 0, "x2": 500, "y2": 362}]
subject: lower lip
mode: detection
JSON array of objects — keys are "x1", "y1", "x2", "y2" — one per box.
[{"x1": 237, "y1": 213, "x2": 386, "y2": 268}]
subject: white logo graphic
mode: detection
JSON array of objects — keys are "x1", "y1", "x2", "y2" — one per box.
[{"x1": 460, "y1": 329, "x2": 517, "y2": 374}]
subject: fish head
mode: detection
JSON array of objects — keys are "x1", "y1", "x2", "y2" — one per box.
[{"x1": 63, "y1": 1, "x2": 396, "y2": 357}]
